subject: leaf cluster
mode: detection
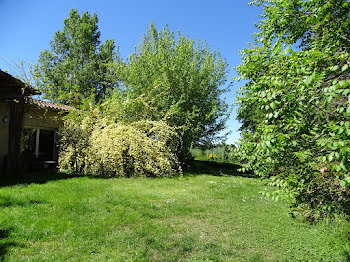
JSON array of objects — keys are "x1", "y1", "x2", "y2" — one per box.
[
  {"x1": 33, "y1": 9, "x2": 119, "y2": 105},
  {"x1": 59, "y1": 106, "x2": 181, "y2": 177},
  {"x1": 112, "y1": 23, "x2": 230, "y2": 163},
  {"x1": 236, "y1": 0, "x2": 350, "y2": 220}
]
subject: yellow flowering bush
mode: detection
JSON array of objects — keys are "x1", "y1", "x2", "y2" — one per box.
[
  {"x1": 59, "y1": 110, "x2": 181, "y2": 177},
  {"x1": 58, "y1": 105, "x2": 100, "y2": 174},
  {"x1": 87, "y1": 122, "x2": 180, "y2": 177},
  {"x1": 208, "y1": 153, "x2": 217, "y2": 160}
]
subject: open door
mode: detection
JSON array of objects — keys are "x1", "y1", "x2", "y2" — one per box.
[{"x1": 22, "y1": 128, "x2": 58, "y2": 171}]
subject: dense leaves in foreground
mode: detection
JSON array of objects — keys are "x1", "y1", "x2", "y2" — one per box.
[{"x1": 235, "y1": 0, "x2": 350, "y2": 220}]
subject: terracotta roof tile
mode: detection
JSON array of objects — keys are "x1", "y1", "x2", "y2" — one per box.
[{"x1": 27, "y1": 98, "x2": 75, "y2": 111}]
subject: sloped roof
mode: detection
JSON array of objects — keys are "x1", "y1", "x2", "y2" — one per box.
[
  {"x1": 26, "y1": 98, "x2": 75, "y2": 111},
  {"x1": 0, "y1": 70, "x2": 40, "y2": 96},
  {"x1": 0, "y1": 70, "x2": 73, "y2": 111}
]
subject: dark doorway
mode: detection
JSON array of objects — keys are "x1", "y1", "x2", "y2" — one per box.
[
  {"x1": 38, "y1": 130, "x2": 55, "y2": 161},
  {"x1": 21, "y1": 128, "x2": 57, "y2": 171}
]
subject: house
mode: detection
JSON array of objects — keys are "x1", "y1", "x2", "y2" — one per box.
[{"x1": 0, "y1": 70, "x2": 72, "y2": 176}]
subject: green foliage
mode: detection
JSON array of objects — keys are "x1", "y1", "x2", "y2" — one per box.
[
  {"x1": 33, "y1": 9, "x2": 118, "y2": 105},
  {"x1": 114, "y1": 23, "x2": 230, "y2": 163},
  {"x1": 191, "y1": 144, "x2": 235, "y2": 163},
  {"x1": 235, "y1": 0, "x2": 350, "y2": 219},
  {"x1": 32, "y1": 14, "x2": 230, "y2": 166},
  {"x1": 58, "y1": 106, "x2": 181, "y2": 177}
]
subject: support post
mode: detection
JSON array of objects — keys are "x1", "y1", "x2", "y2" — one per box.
[
  {"x1": 53, "y1": 131, "x2": 57, "y2": 161},
  {"x1": 7, "y1": 100, "x2": 24, "y2": 176},
  {"x1": 35, "y1": 128, "x2": 40, "y2": 158}
]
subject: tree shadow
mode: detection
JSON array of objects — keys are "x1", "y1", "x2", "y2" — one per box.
[
  {"x1": 343, "y1": 250, "x2": 350, "y2": 262},
  {"x1": 0, "y1": 195, "x2": 45, "y2": 260},
  {"x1": 0, "y1": 228, "x2": 18, "y2": 262},
  {"x1": 0, "y1": 171, "x2": 77, "y2": 188},
  {"x1": 0, "y1": 161, "x2": 255, "y2": 185},
  {"x1": 185, "y1": 160, "x2": 256, "y2": 178},
  {"x1": 76, "y1": 160, "x2": 256, "y2": 179},
  {"x1": 0, "y1": 196, "x2": 45, "y2": 208}
]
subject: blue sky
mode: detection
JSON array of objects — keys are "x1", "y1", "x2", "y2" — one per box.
[{"x1": 0, "y1": 0, "x2": 262, "y2": 144}]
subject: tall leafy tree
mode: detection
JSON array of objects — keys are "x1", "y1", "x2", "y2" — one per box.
[
  {"x1": 111, "y1": 24, "x2": 229, "y2": 162},
  {"x1": 34, "y1": 9, "x2": 118, "y2": 105},
  {"x1": 236, "y1": 0, "x2": 350, "y2": 219}
]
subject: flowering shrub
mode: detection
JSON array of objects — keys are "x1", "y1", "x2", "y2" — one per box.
[
  {"x1": 208, "y1": 153, "x2": 217, "y2": 160},
  {"x1": 59, "y1": 110, "x2": 182, "y2": 177},
  {"x1": 58, "y1": 108, "x2": 96, "y2": 174},
  {"x1": 87, "y1": 121, "x2": 181, "y2": 177}
]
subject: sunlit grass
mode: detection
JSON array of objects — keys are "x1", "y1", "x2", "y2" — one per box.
[{"x1": 0, "y1": 168, "x2": 349, "y2": 261}]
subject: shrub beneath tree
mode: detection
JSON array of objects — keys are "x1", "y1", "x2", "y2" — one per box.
[{"x1": 59, "y1": 107, "x2": 181, "y2": 177}]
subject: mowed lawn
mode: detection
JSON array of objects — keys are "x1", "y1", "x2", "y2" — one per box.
[{"x1": 0, "y1": 167, "x2": 349, "y2": 261}]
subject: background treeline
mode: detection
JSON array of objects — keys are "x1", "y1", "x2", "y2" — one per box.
[
  {"x1": 33, "y1": 10, "x2": 230, "y2": 176},
  {"x1": 190, "y1": 144, "x2": 236, "y2": 163}
]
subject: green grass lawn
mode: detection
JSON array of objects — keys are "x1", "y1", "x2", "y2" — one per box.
[{"x1": 1, "y1": 164, "x2": 349, "y2": 261}]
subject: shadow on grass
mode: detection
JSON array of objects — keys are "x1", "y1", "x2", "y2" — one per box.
[
  {"x1": 81, "y1": 161, "x2": 256, "y2": 179},
  {"x1": 0, "y1": 161, "x2": 255, "y2": 186},
  {"x1": 186, "y1": 160, "x2": 255, "y2": 178},
  {"x1": 0, "y1": 228, "x2": 18, "y2": 262},
  {"x1": 0, "y1": 171, "x2": 76, "y2": 188},
  {"x1": 0, "y1": 196, "x2": 45, "y2": 208},
  {"x1": 343, "y1": 250, "x2": 350, "y2": 262}
]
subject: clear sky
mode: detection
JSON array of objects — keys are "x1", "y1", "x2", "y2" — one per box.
[{"x1": 0, "y1": 0, "x2": 262, "y2": 144}]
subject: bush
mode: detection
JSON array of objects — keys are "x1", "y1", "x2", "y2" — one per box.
[
  {"x1": 59, "y1": 109, "x2": 181, "y2": 177},
  {"x1": 190, "y1": 144, "x2": 236, "y2": 163}
]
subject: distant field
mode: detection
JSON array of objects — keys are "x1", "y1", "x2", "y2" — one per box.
[
  {"x1": 190, "y1": 146, "x2": 233, "y2": 162},
  {"x1": 0, "y1": 166, "x2": 349, "y2": 261}
]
